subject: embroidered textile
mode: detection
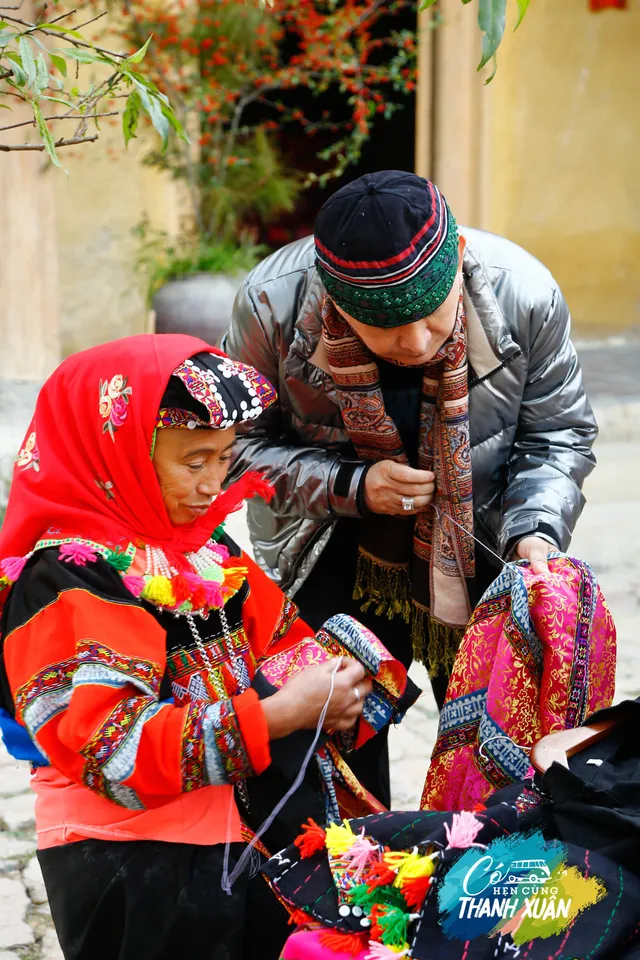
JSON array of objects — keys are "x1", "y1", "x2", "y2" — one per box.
[{"x1": 420, "y1": 555, "x2": 616, "y2": 811}]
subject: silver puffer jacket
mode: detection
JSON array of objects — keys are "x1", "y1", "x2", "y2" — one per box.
[{"x1": 223, "y1": 229, "x2": 597, "y2": 594}]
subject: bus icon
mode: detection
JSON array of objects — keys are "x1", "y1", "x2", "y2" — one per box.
[{"x1": 505, "y1": 859, "x2": 551, "y2": 884}]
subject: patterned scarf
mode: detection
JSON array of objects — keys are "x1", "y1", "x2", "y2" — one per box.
[{"x1": 322, "y1": 295, "x2": 475, "y2": 675}]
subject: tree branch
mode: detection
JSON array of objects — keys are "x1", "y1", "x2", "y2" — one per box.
[
  {"x1": 0, "y1": 133, "x2": 98, "y2": 150},
  {"x1": 0, "y1": 110, "x2": 118, "y2": 132},
  {"x1": 0, "y1": 12, "x2": 128, "y2": 59}
]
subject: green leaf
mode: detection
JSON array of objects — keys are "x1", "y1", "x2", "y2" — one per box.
[
  {"x1": 40, "y1": 23, "x2": 85, "y2": 40},
  {"x1": 41, "y1": 95, "x2": 76, "y2": 108},
  {"x1": 0, "y1": 28, "x2": 16, "y2": 48},
  {"x1": 49, "y1": 53, "x2": 67, "y2": 77},
  {"x1": 515, "y1": 0, "x2": 530, "y2": 28},
  {"x1": 64, "y1": 48, "x2": 106, "y2": 65},
  {"x1": 0, "y1": 103, "x2": 10, "y2": 110},
  {"x1": 18, "y1": 37, "x2": 36, "y2": 89},
  {"x1": 477, "y1": 0, "x2": 507, "y2": 70},
  {"x1": 126, "y1": 35, "x2": 151, "y2": 65},
  {"x1": 32, "y1": 101, "x2": 61, "y2": 168},
  {"x1": 5, "y1": 52, "x2": 27, "y2": 88},
  {"x1": 134, "y1": 81, "x2": 169, "y2": 148},
  {"x1": 160, "y1": 101, "x2": 189, "y2": 143},
  {"x1": 418, "y1": 0, "x2": 437, "y2": 8},
  {"x1": 122, "y1": 88, "x2": 141, "y2": 146},
  {"x1": 35, "y1": 52, "x2": 48, "y2": 94}
]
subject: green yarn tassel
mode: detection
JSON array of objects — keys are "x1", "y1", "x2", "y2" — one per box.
[
  {"x1": 378, "y1": 906, "x2": 412, "y2": 948},
  {"x1": 105, "y1": 548, "x2": 132, "y2": 573},
  {"x1": 350, "y1": 884, "x2": 406, "y2": 911},
  {"x1": 211, "y1": 524, "x2": 226, "y2": 542}
]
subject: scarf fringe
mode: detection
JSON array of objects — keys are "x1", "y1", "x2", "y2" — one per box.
[
  {"x1": 354, "y1": 552, "x2": 412, "y2": 623},
  {"x1": 410, "y1": 609, "x2": 464, "y2": 679},
  {"x1": 353, "y1": 551, "x2": 464, "y2": 677}
]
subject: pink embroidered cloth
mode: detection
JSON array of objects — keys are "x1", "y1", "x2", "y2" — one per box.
[{"x1": 420, "y1": 556, "x2": 616, "y2": 812}]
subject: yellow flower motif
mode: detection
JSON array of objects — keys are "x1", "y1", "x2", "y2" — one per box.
[
  {"x1": 24, "y1": 432, "x2": 36, "y2": 453},
  {"x1": 108, "y1": 374, "x2": 125, "y2": 399},
  {"x1": 99, "y1": 394, "x2": 112, "y2": 419}
]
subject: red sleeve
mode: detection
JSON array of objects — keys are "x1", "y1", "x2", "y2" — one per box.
[{"x1": 5, "y1": 588, "x2": 268, "y2": 809}]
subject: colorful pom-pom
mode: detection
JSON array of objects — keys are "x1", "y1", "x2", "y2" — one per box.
[
  {"x1": 0, "y1": 555, "x2": 29, "y2": 582},
  {"x1": 105, "y1": 548, "x2": 132, "y2": 572},
  {"x1": 287, "y1": 908, "x2": 315, "y2": 927},
  {"x1": 202, "y1": 580, "x2": 224, "y2": 608},
  {"x1": 122, "y1": 575, "x2": 146, "y2": 598},
  {"x1": 294, "y1": 819, "x2": 327, "y2": 859},
  {"x1": 444, "y1": 811, "x2": 484, "y2": 850},
  {"x1": 384, "y1": 850, "x2": 435, "y2": 887},
  {"x1": 378, "y1": 906, "x2": 411, "y2": 949},
  {"x1": 142, "y1": 575, "x2": 175, "y2": 607},
  {"x1": 325, "y1": 820, "x2": 356, "y2": 858},
  {"x1": 361, "y1": 861, "x2": 397, "y2": 890},
  {"x1": 318, "y1": 931, "x2": 368, "y2": 956},
  {"x1": 344, "y1": 832, "x2": 380, "y2": 884},
  {"x1": 401, "y1": 874, "x2": 432, "y2": 912},
  {"x1": 59, "y1": 542, "x2": 98, "y2": 566},
  {"x1": 366, "y1": 942, "x2": 409, "y2": 960}
]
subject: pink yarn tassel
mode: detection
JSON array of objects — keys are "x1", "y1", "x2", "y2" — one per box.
[
  {"x1": 444, "y1": 811, "x2": 484, "y2": 850},
  {"x1": 366, "y1": 942, "x2": 408, "y2": 960},
  {"x1": 122, "y1": 575, "x2": 146, "y2": 598},
  {"x1": 0, "y1": 555, "x2": 29, "y2": 582},
  {"x1": 59, "y1": 542, "x2": 98, "y2": 566},
  {"x1": 182, "y1": 571, "x2": 204, "y2": 590},
  {"x1": 345, "y1": 831, "x2": 380, "y2": 883},
  {"x1": 210, "y1": 544, "x2": 229, "y2": 563},
  {"x1": 202, "y1": 580, "x2": 224, "y2": 608}
]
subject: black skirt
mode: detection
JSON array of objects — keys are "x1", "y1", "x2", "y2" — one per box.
[{"x1": 38, "y1": 838, "x2": 290, "y2": 960}]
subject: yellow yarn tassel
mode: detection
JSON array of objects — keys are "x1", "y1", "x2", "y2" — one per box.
[
  {"x1": 383, "y1": 850, "x2": 436, "y2": 887},
  {"x1": 223, "y1": 565, "x2": 248, "y2": 594},
  {"x1": 142, "y1": 575, "x2": 175, "y2": 607},
  {"x1": 325, "y1": 820, "x2": 356, "y2": 858}
]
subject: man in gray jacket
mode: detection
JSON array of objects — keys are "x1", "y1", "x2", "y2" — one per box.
[{"x1": 224, "y1": 171, "x2": 597, "y2": 806}]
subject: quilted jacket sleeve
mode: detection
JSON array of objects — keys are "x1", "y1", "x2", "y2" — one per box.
[{"x1": 498, "y1": 284, "x2": 597, "y2": 555}]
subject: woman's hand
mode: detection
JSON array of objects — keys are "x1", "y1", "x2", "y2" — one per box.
[
  {"x1": 262, "y1": 658, "x2": 373, "y2": 740},
  {"x1": 364, "y1": 461, "x2": 435, "y2": 516}
]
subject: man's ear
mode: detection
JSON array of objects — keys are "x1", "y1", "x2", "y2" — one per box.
[{"x1": 457, "y1": 234, "x2": 466, "y2": 267}]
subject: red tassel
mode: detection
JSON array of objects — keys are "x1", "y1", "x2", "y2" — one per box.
[
  {"x1": 369, "y1": 904, "x2": 385, "y2": 941},
  {"x1": 171, "y1": 574, "x2": 192, "y2": 606},
  {"x1": 319, "y1": 931, "x2": 368, "y2": 956},
  {"x1": 294, "y1": 818, "x2": 327, "y2": 858},
  {"x1": 288, "y1": 908, "x2": 314, "y2": 926},
  {"x1": 206, "y1": 471, "x2": 274, "y2": 531},
  {"x1": 589, "y1": 0, "x2": 626, "y2": 9},
  {"x1": 472, "y1": 802, "x2": 487, "y2": 813},
  {"x1": 401, "y1": 874, "x2": 432, "y2": 912},
  {"x1": 362, "y1": 860, "x2": 396, "y2": 889}
]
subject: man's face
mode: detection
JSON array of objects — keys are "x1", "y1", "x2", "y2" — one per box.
[{"x1": 333, "y1": 237, "x2": 465, "y2": 367}]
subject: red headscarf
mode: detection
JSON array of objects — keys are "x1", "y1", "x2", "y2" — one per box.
[{"x1": 0, "y1": 334, "x2": 271, "y2": 579}]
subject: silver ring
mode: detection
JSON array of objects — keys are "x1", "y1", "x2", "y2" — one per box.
[
  {"x1": 353, "y1": 687, "x2": 360, "y2": 702},
  {"x1": 401, "y1": 496, "x2": 415, "y2": 512}
]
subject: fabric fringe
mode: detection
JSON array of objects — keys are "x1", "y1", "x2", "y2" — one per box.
[
  {"x1": 352, "y1": 549, "x2": 464, "y2": 676},
  {"x1": 411, "y1": 609, "x2": 464, "y2": 678},
  {"x1": 353, "y1": 551, "x2": 412, "y2": 623}
]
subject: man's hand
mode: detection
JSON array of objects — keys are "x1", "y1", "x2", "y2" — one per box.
[
  {"x1": 515, "y1": 536, "x2": 555, "y2": 575},
  {"x1": 364, "y1": 461, "x2": 435, "y2": 516}
]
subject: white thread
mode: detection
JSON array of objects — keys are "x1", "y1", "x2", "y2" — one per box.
[
  {"x1": 478, "y1": 734, "x2": 531, "y2": 760},
  {"x1": 221, "y1": 657, "x2": 343, "y2": 895},
  {"x1": 433, "y1": 504, "x2": 508, "y2": 569}
]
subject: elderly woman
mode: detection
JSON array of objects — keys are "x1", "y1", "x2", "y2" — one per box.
[{"x1": 0, "y1": 335, "x2": 414, "y2": 960}]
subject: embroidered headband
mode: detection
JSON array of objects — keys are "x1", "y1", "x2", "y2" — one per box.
[
  {"x1": 156, "y1": 353, "x2": 277, "y2": 430},
  {"x1": 314, "y1": 171, "x2": 459, "y2": 328}
]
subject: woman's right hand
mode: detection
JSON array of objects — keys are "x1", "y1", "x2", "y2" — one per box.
[{"x1": 262, "y1": 658, "x2": 372, "y2": 740}]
